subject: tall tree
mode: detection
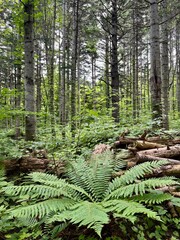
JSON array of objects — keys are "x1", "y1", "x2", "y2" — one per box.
[
  {"x1": 176, "y1": 18, "x2": 180, "y2": 116},
  {"x1": 111, "y1": 0, "x2": 119, "y2": 122},
  {"x1": 23, "y1": 0, "x2": 36, "y2": 140},
  {"x1": 149, "y1": 0, "x2": 162, "y2": 127},
  {"x1": 71, "y1": 0, "x2": 79, "y2": 133},
  {"x1": 161, "y1": 0, "x2": 169, "y2": 129}
]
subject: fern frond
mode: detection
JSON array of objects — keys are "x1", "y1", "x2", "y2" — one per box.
[
  {"x1": 107, "y1": 160, "x2": 169, "y2": 194},
  {"x1": 49, "y1": 201, "x2": 109, "y2": 237},
  {"x1": 131, "y1": 192, "x2": 172, "y2": 204},
  {"x1": 10, "y1": 198, "x2": 75, "y2": 219},
  {"x1": 106, "y1": 177, "x2": 178, "y2": 199},
  {"x1": 103, "y1": 199, "x2": 161, "y2": 221},
  {"x1": 26, "y1": 172, "x2": 94, "y2": 202},
  {"x1": 4, "y1": 185, "x2": 73, "y2": 199},
  {"x1": 29, "y1": 172, "x2": 59, "y2": 183},
  {"x1": 68, "y1": 153, "x2": 114, "y2": 201}
]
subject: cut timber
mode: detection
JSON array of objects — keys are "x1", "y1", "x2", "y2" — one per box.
[
  {"x1": 137, "y1": 145, "x2": 180, "y2": 159},
  {"x1": 135, "y1": 140, "x2": 165, "y2": 150},
  {"x1": 137, "y1": 154, "x2": 180, "y2": 165},
  {"x1": 146, "y1": 137, "x2": 180, "y2": 145},
  {"x1": 153, "y1": 164, "x2": 180, "y2": 177}
]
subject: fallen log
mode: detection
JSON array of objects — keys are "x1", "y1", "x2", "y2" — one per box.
[
  {"x1": 152, "y1": 164, "x2": 180, "y2": 177},
  {"x1": 137, "y1": 154, "x2": 180, "y2": 165},
  {"x1": 137, "y1": 145, "x2": 180, "y2": 159},
  {"x1": 134, "y1": 140, "x2": 166, "y2": 150}
]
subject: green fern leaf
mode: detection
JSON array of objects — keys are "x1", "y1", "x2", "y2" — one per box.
[
  {"x1": 106, "y1": 177, "x2": 178, "y2": 199},
  {"x1": 103, "y1": 199, "x2": 161, "y2": 221},
  {"x1": 10, "y1": 198, "x2": 75, "y2": 219},
  {"x1": 49, "y1": 201, "x2": 109, "y2": 237},
  {"x1": 4, "y1": 185, "x2": 74, "y2": 199},
  {"x1": 29, "y1": 172, "x2": 59, "y2": 183},
  {"x1": 68, "y1": 153, "x2": 114, "y2": 201},
  {"x1": 106, "y1": 160, "x2": 170, "y2": 194},
  {"x1": 27, "y1": 172, "x2": 94, "y2": 202},
  {"x1": 131, "y1": 192, "x2": 172, "y2": 204}
]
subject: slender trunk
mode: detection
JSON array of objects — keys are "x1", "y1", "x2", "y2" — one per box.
[
  {"x1": 49, "y1": 0, "x2": 56, "y2": 136},
  {"x1": 111, "y1": 0, "x2": 119, "y2": 122},
  {"x1": 161, "y1": 0, "x2": 169, "y2": 129},
  {"x1": 15, "y1": 64, "x2": 22, "y2": 138},
  {"x1": 176, "y1": 19, "x2": 180, "y2": 115},
  {"x1": 24, "y1": 0, "x2": 36, "y2": 141},
  {"x1": 36, "y1": 44, "x2": 42, "y2": 112},
  {"x1": 60, "y1": 0, "x2": 67, "y2": 136},
  {"x1": 132, "y1": 8, "x2": 139, "y2": 119},
  {"x1": 149, "y1": 0, "x2": 162, "y2": 127},
  {"x1": 71, "y1": 0, "x2": 79, "y2": 134},
  {"x1": 105, "y1": 35, "x2": 110, "y2": 109}
]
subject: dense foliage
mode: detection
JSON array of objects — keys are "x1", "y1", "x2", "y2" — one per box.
[{"x1": 0, "y1": 149, "x2": 179, "y2": 239}]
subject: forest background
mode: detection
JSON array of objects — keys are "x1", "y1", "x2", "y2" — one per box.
[{"x1": 0, "y1": 0, "x2": 180, "y2": 239}]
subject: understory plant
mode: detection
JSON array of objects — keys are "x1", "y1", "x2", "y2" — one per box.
[{"x1": 3, "y1": 152, "x2": 180, "y2": 238}]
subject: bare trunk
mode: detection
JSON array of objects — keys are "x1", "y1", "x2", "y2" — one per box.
[
  {"x1": 161, "y1": 0, "x2": 169, "y2": 129},
  {"x1": 15, "y1": 64, "x2": 22, "y2": 139},
  {"x1": 149, "y1": 0, "x2": 162, "y2": 127},
  {"x1": 60, "y1": 0, "x2": 67, "y2": 132},
  {"x1": 176, "y1": 19, "x2": 180, "y2": 115},
  {"x1": 24, "y1": 0, "x2": 36, "y2": 141},
  {"x1": 111, "y1": 0, "x2": 119, "y2": 122},
  {"x1": 71, "y1": 0, "x2": 79, "y2": 134},
  {"x1": 105, "y1": 35, "x2": 110, "y2": 109}
]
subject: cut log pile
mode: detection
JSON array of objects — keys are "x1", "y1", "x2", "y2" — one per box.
[{"x1": 111, "y1": 131, "x2": 180, "y2": 178}]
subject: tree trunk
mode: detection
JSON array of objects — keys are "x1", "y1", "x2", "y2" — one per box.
[
  {"x1": 36, "y1": 43, "x2": 42, "y2": 113},
  {"x1": 24, "y1": 0, "x2": 36, "y2": 141},
  {"x1": 132, "y1": 3, "x2": 139, "y2": 119},
  {"x1": 161, "y1": 0, "x2": 169, "y2": 129},
  {"x1": 149, "y1": 0, "x2": 162, "y2": 127},
  {"x1": 105, "y1": 35, "x2": 110, "y2": 110},
  {"x1": 60, "y1": 0, "x2": 67, "y2": 135},
  {"x1": 111, "y1": 0, "x2": 119, "y2": 122},
  {"x1": 176, "y1": 19, "x2": 180, "y2": 116},
  {"x1": 15, "y1": 64, "x2": 22, "y2": 139},
  {"x1": 49, "y1": 0, "x2": 56, "y2": 136},
  {"x1": 71, "y1": 0, "x2": 79, "y2": 134}
]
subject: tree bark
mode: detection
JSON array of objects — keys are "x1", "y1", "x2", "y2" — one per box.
[
  {"x1": 60, "y1": 0, "x2": 67, "y2": 135},
  {"x1": 24, "y1": 0, "x2": 36, "y2": 141},
  {"x1": 105, "y1": 35, "x2": 110, "y2": 109},
  {"x1": 111, "y1": 0, "x2": 119, "y2": 122},
  {"x1": 161, "y1": 0, "x2": 169, "y2": 129},
  {"x1": 176, "y1": 19, "x2": 180, "y2": 115},
  {"x1": 149, "y1": 0, "x2": 162, "y2": 127},
  {"x1": 137, "y1": 145, "x2": 180, "y2": 159},
  {"x1": 71, "y1": 0, "x2": 79, "y2": 134}
]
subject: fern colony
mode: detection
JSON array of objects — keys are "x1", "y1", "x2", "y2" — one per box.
[{"x1": 3, "y1": 153, "x2": 180, "y2": 237}]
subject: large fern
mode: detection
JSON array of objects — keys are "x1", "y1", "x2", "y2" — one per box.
[{"x1": 3, "y1": 153, "x2": 179, "y2": 237}]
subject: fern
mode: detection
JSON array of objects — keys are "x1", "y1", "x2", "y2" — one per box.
[
  {"x1": 67, "y1": 151, "x2": 114, "y2": 201},
  {"x1": 103, "y1": 199, "x2": 161, "y2": 220},
  {"x1": 107, "y1": 160, "x2": 169, "y2": 193},
  {"x1": 3, "y1": 157, "x2": 179, "y2": 237},
  {"x1": 10, "y1": 198, "x2": 75, "y2": 219},
  {"x1": 106, "y1": 177, "x2": 178, "y2": 199},
  {"x1": 49, "y1": 201, "x2": 109, "y2": 237},
  {"x1": 23, "y1": 172, "x2": 94, "y2": 201},
  {"x1": 131, "y1": 192, "x2": 172, "y2": 204}
]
